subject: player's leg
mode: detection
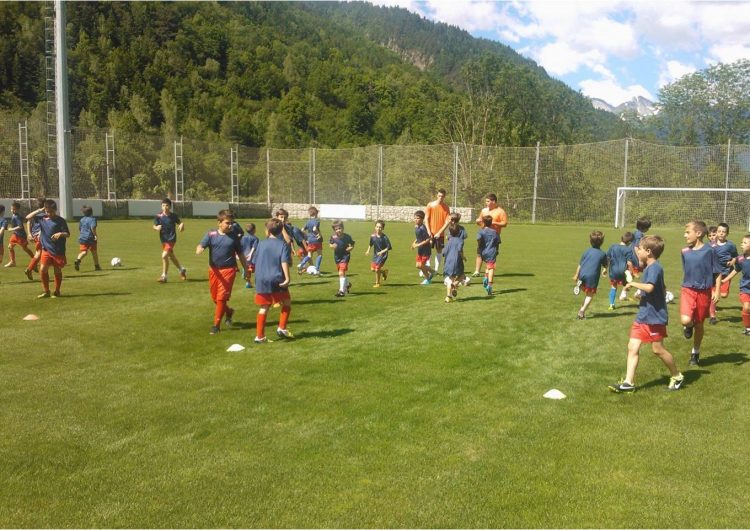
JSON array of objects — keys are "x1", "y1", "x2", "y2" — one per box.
[
  {"x1": 91, "y1": 246, "x2": 101, "y2": 270},
  {"x1": 22, "y1": 241, "x2": 34, "y2": 259},
  {"x1": 6, "y1": 241, "x2": 16, "y2": 266},
  {"x1": 75, "y1": 247, "x2": 87, "y2": 271},
  {"x1": 38, "y1": 258, "x2": 51, "y2": 296},
  {"x1": 52, "y1": 263, "x2": 63, "y2": 296},
  {"x1": 741, "y1": 298, "x2": 750, "y2": 334},
  {"x1": 651, "y1": 341, "x2": 680, "y2": 378},
  {"x1": 473, "y1": 254, "x2": 482, "y2": 277},
  {"x1": 169, "y1": 251, "x2": 186, "y2": 279},
  {"x1": 314, "y1": 249, "x2": 323, "y2": 271},
  {"x1": 579, "y1": 287, "x2": 595, "y2": 318},
  {"x1": 160, "y1": 248, "x2": 170, "y2": 280},
  {"x1": 623, "y1": 337, "x2": 643, "y2": 385},
  {"x1": 277, "y1": 297, "x2": 293, "y2": 338},
  {"x1": 256, "y1": 303, "x2": 270, "y2": 341}
]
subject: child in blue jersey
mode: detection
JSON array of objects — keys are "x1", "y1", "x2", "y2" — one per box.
[
  {"x1": 573, "y1": 230, "x2": 608, "y2": 319},
  {"x1": 153, "y1": 198, "x2": 187, "y2": 283},
  {"x1": 365, "y1": 220, "x2": 392, "y2": 288},
  {"x1": 707, "y1": 226, "x2": 718, "y2": 244},
  {"x1": 441, "y1": 213, "x2": 468, "y2": 303},
  {"x1": 252, "y1": 218, "x2": 294, "y2": 342},
  {"x1": 709, "y1": 222, "x2": 738, "y2": 324},
  {"x1": 26, "y1": 200, "x2": 70, "y2": 298},
  {"x1": 74, "y1": 205, "x2": 101, "y2": 272},
  {"x1": 477, "y1": 215, "x2": 500, "y2": 296},
  {"x1": 5, "y1": 201, "x2": 34, "y2": 268},
  {"x1": 722, "y1": 234, "x2": 750, "y2": 335},
  {"x1": 196, "y1": 210, "x2": 246, "y2": 335},
  {"x1": 299, "y1": 206, "x2": 323, "y2": 273},
  {"x1": 680, "y1": 220, "x2": 722, "y2": 366},
  {"x1": 411, "y1": 210, "x2": 435, "y2": 285},
  {"x1": 241, "y1": 223, "x2": 259, "y2": 288},
  {"x1": 606, "y1": 231, "x2": 636, "y2": 309},
  {"x1": 0, "y1": 205, "x2": 6, "y2": 266},
  {"x1": 329, "y1": 220, "x2": 354, "y2": 297},
  {"x1": 24, "y1": 198, "x2": 46, "y2": 280},
  {"x1": 609, "y1": 235, "x2": 684, "y2": 393}
]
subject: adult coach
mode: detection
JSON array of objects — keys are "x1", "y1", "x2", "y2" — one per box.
[
  {"x1": 472, "y1": 193, "x2": 508, "y2": 277},
  {"x1": 425, "y1": 188, "x2": 450, "y2": 272}
]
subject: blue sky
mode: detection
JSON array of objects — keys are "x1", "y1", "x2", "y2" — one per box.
[{"x1": 373, "y1": 1, "x2": 750, "y2": 106}]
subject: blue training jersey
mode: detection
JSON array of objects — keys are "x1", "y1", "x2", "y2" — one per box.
[
  {"x1": 199, "y1": 230, "x2": 242, "y2": 269},
  {"x1": 681, "y1": 243, "x2": 721, "y2": 290},
  {"x1": 442, "y1": 225, "x2": 467, "y2": 277},
  {"x1": 240, "y1": 233, "x2": 259, "y2": 259},
  {"x1": 477, "y1": 227, "x2": 500, "y2": 262},
  {"x1": 415, "y1": 224, "x2": 431, "y2": 258},
  {"x1": 252, "y1": 236, "x2": 291, "y2": 294},
  {"x1": 578, "y1": 247, "x2": 607, "y2": 289},
  {"x1": 713, "y1": 240, "x2": 738, "y2": 276},
  {"x1": 635, "y1": 261, "x2": 668, "y2": 325},
  {"x1": 39, "y1": 215, "x2": 69, "y2": 256},
  {"x1": 154, "y1": 212, "x2": 181, "y2": 243},
  {"x1": 10, "y1": 213, "x2": 26, "y2": 239},
  {"x1": 330, "y1": 233, "x2": 355, "y2": 264},
  {"x1": 733, "y1": 255, "x2": 750, "y2": 294},
  {"x1": 78, "y1": 215, "x2": 97, "y2": 244},
  {"x1": 369, "y1": 233, "x2": 392, "y2": 266},
  {"x1": 607, "y1": 243, "x2": 634, "y2": 280},
  {"x1": 0, "y1": 217, "x2": 7, "y2": 243},
  {"x1": 304, "y1": 218, "x2": 322, "y2": 244}
]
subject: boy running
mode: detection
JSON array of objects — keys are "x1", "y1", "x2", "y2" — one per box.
[
  {"x1": 722, "y1": 234, "x2": 750, "y2": 335},
  {"x1": 153, "y1": 198, "x2": 187, "y2": 283},
  {"x1": 411, "y1": 210, "x2": 435, "y2": 285},
  {"x1": 365, "y1": 220, "x2": 392, "y2": 288},
  {"x1": 26, "y1": 200, "x2": 69, "y2": 298},
  {"x1": 609, "y1": 235, "x2": 684, "y2": 393},
  {"x1": 476, "y1": 215, "x2": 500, "y2": 296},
  {"x1": 24, "y1": 198, "x2": 46, "y2": 280},
  {"x1": 472, "y1": 193, "x2": 508, "y2": 277},
  {"x1": 680, "y1": 220, "x2": 722, "y2": 366},
  {"x1": 329, "y1": 220, "x2": 354, "y2": 297},
  {"x1": 0, "y1": 205, "x2": 6, "y2": 265},
  {"x1": 5, "y1": 201, "x2": 34, "y2": 268},
  {"x1": 606, "y1": 231, "x2": 636, "y2": 310},
  {"x1": 709, "y1": 222, "x2": 738, "y2": 324},
  {"x1": 252, "y1": 218, "x2": 294, "y2": 342},
  {"x1": 196, "y1": 210, "x2": 245, "y2": 335},
  {"x1": 74, "y1": 205, "x2": 101, "y2": 271},
  {"x1": 425, "y1": 189, "x2": 450, "y2": 273},
  {"x1": 573, "y1": 230, "x2": 608, "y2": 319},
  {"x1": 441, "y1": 213, "x2": 468, "y2": 303},
  {"x1": 241, "y1": 223, "x2": 259, "y2": 288},
  {"x1": 300, "y1": 206, "x2": 323, "y2": 272}
]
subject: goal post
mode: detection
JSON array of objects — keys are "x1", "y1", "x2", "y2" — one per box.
[{"x1": 615, "y1": 187, "x2": 750, "y2": 231}]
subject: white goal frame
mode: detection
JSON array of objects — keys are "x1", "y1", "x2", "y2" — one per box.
[{"x1": 615, "y1": 186, "x2": 750, "y2": 230}]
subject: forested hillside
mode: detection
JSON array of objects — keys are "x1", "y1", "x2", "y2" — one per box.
[{"x1": 0, "y1": 1, "x2": 625, "y2": 149}]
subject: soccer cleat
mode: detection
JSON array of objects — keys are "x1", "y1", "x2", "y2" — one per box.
[
  {"x1": 381, "y1": 269, "x2": 388, "y2": 282},
  {"x1": 483, "y1": 277, "x2": 489, "y2": 289},
  {"x1": 444, "y1": 296, "x2": 452, "y2": 303},
  {"x1": 179, "y1": 268, "x2": 187, "y2": 281},
  {"x1": 4, "y1": 262, "x2": 16, "y2": 268},
  {"x1": 573, "y1": 279, "x2": 582, "y2": 295},
  {"x1": 276, "y1": 328, "x2": 295, "y2": 339},
  {"x1": 619, "y1": 292, "x2": 628, "y2": 301},
  {"x1": 157, "y1": 276, "x2": 167, "y2": 283},
  {"x1": 577, "y1": 310, "x2": 585, "y2": 320},
  {"x1": 346, "y1": 282, "x2": 352, "y2": 293},
  {"x1": 421, "y1": 278, "x2": 431, "y2": 285},
  {"x1": 450, "y1": 287, "x2": 458, "y2": 298},
  {"x1": 37, "y1": 292, "x2": 50, "y2": 299},
  {"x1": 209, "y1": 325, "x2": 220, "y2": 335},
  {"x1": 709, "y1": 317, "x2": 718, "y2": 325},
  {"x1": 372, "y1": 283, "x2": 381, "y2": 288},
  {"x1": 668, "y1": 373, "x2": 685, "y2": 391},
  {"x1": 254, "y1": 336, "x2": 268, "y2": 344},
  {"x1": 24, "y1": 269, "x2": 33, "y2": 281},
  {"x1": 608, "y1": 380, "x2": 636, "y2": 393},
  {"x1": 608, "y1": 304, "x2": 615, "y2": 311},
  {"x1": 245, "y1": 281, "x2": 252, "y2": 289},
  {"x1": 225, "y1": 308, "x2": 234, "y2": 326},
  {"x1": 744, "y1": 328, "x2": 750, "y2": 336},
  {"x1": 689, "y1": 353, "x2": 700, "y2": 366},
  {"x1": 51, "y1": 291, "x2": 60, "y2": 298},
  {"x1": 335, "y1": 290, "x2": 345, "y2": 297},
  {"x1": 683, "y1": 326, "x2": 694, "y2": 339},
  {"x1": 74, "y1": 259, "x2": 80, "y2": 271},
  {"x1": 94, "y1": 265, "x2": 101, "y2": 271},
  {"x1": 486, "y1": 286, "x2": 493, "y2": 296}
]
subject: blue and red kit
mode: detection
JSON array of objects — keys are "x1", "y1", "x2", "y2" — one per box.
[
  {"x1": 330, "y1": 233, "x2": 355, "y2": 265},
  {"x1": 154, "y1": 212, "x2": 181, "y2": 244},
  {"x1": 713, "y1": 240, "x2": 738, "y2": 276},
  {"x1": 78, "y1": 216, "x2": 97, "y2": 245},
  {"x1": 39, "y1": 215, "x2": 69, "y2": 257},
  {"x1": 369, "y1": 233, "x2": 392, "y2": 267},
  {"x1": 477, "y1": 227, "x2": 500, "y2": 262},
  {"x1": 415, "y1": 224, "x2": 432, "y2": 259},
  {"x1": 681, "y1": 244, "x2": 721, "y2": 290},
  {"x1": 578, "y1": 247, "x2": 607, "y2": 290},
  {"x1": 252, "y1": 237, "x2": 292, "y2": 294}
]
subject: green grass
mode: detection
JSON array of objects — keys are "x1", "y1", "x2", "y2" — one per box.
[{"x1": 1, "y1": 219, "x2": 749, "y2": 527}]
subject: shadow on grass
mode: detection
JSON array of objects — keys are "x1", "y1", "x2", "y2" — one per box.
[
  {"x1": 294, "y1": 328, "x2": 354, "y2": 339},
  {"x1": 698, "y1": 351, "x2": 749, "y2": 366},
  {"x1": 590, "y1": 310, "x2": 637, "y2": 319},
  {"x1": 496, "y1": 287, "x2": 528, "y2": 295},
  {"x1": 56, "y1": 291, "x2": 132, "y2": 298},
  {"x1": 497, "y1": 272, "x2": 535, "y2": 278},
  {"x1": 231, "y1": 319, "x2": 311, "y2": 330},
  {"x1": 294, "y1": 299, "x2": 341, "y2": 305}
]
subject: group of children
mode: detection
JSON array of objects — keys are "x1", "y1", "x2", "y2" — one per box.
[{"x1": 573, "y1": 216, "x2": 749, "y2": 393}]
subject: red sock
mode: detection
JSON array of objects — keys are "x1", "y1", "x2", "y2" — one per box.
[
  {"x1": 279, "y1": 305, "x2": 291, "y2": 329},
  {"x1": 256, "y1": 312, "x2": 267, "y2": 338},
  {"x1": 742, "y1": 310, "x2": 750, "y2": 328},
  {"x1": 28, "y1": 255, "x2": 40, "y2": 271},
  {"x1": 53, "y1": 272, "x2": 62, "y2": 293},
  {"x1": 41, "y1": 270, "x2": 50, "y2": 292},
  {"x1": 214, "y1": 300, "x2": 226, "y2": 327}
]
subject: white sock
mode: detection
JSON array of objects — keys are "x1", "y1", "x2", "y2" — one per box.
[
  {"x1": 691, "y1": 347, "x2": 699, "y2": 354},
  {"x1": 339, "y1": 276, "x2": 346, "y2": 291}
]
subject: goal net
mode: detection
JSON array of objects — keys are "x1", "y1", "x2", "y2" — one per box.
[{"x1": 615, "y1": 187, "x2": 750, "y2": 231}]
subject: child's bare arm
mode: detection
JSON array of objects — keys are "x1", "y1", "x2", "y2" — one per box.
[
  {"x1": 573, "y1": 265, "x2": 581, "y2": 281},
  {"x1": 279, "y1": 262, "x2": 291, "y2": 288},
  {"x1": 195, "y1": 245, "x2": 205, "y2": 255},
  {"x1": 626, "y1": 280, "x2": 654, "y2": 293},
  {"x1": 723, "y1": 269, "x2": 738, "y2": 283},
  {"x1": 178, "y1": 222, "x2": 184, "y2": 233}
]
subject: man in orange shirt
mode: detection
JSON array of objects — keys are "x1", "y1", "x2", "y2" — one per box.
[
  {"x1": 472, "y1": 193, "x2": 508, "y2": 277},
  {"x1": 425, "y1": 188, "x2": 450, "y2": 272}
]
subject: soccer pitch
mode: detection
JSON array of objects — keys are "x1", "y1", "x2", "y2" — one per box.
[{"x1": 1, "y1": 219, "x2": 748, "y2": 528}]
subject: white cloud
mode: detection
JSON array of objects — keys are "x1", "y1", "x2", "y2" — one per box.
[
  {"x1": 707, "y1": 44, "x2": 750, "y2": 65},
  {"x1": 533, "y1": 41, "x2": 606, "y2": 76},
  {"x1": 658, "y1": 59, "x2": 697, "y2": 88},
  {"x1": 579, "y1": 78, "x2": 653, "y2": 107}
]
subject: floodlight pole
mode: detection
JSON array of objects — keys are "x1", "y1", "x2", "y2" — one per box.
[{"x1": 55, "y1": 0, "x2": 73, "y2": 219}]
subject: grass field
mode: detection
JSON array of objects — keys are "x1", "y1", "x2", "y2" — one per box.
[{"x1": 1, "y1": 218, "x2": 749, "y2": 528}]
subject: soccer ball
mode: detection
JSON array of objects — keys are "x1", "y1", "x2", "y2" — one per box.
[
  {"x1": 306, "y1": 265, "x2": 319, "y2": 276},
  {"x1": 110, "y1": 257, "x2": 122, "y2": 267},
  {"x1": 665, "y1": 290, "x2": 675, "y2": 304}
]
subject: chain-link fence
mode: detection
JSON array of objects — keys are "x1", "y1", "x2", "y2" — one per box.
[{"x1": 3, "y1": 114, "x2": 750, "y2": 226}]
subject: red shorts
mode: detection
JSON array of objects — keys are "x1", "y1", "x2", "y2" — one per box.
[
  {"x1": 610, "y1": 279, "x2": 625, "y2": 287},
  {"x1": 79, "y1": 242, "x2": 97, "y2": 252},
  {"x1": 306, "y1": 242, "x2": 322, "y2": 252},
  {"x1": 371, "y1": 262, "x2": 384, "y2": 271},
  {"x1": 485, "y1": 260, "x2": 496, "y2": 271},
  {"x1": 582, "y1": 285, "x2": 597, "y2": 295},
  {"x1": 632, "y1": 266, "x2": 642, "y2": 275},
  {"x1": 40, "y1": 250, "x2": 66, "y2": 268},
  {"x1": 630, "y1": 322, "x2": 668, "y2": 342},
  {"x1": 337, "y1": 262, "x2": 349, "y2": 272},
  {"x1": 740, "y1": 293, "x2": 750, "y2": 304},
  {"x1": 9, "y1": 234, "x2": 28, "y2": 247},
  {"x1": 255, "y1": 290, "x2": 291, "y2": 306},
  {"x1": 162, "y1": 242, "x2": 175, "y2": 252},
  {"x1": 296, "y1": 248, "x2": 306, "y2": 258},
  {"x1": 209, "y1": 266, "x2": 236, "y2": 302},
  {"x1": 680, "y1": 287, "x2": 712, "y2": 323},
  {"x1": 34, "y1": 239, "x2": 42, "y2": 251},
  {"x1": 416, "y1": 255, "x2": 429, "y2": 266},
  {"x1": 719, "y1": 275, "x2": 731, "y2": 296}
]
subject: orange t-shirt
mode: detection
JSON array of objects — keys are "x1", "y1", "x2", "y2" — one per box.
[
  {"x1": 425, "y1": 201, "x2": 450, "y2": 235},
  {"x1": 480, "y1": 206, "x2": 508, "y2": 235}
]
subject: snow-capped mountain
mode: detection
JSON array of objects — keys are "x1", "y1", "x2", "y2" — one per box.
[{"x1": 591, "y1": 96, "x2": 658, "y2": 119}]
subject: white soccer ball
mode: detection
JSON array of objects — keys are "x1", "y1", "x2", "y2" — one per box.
[
  {"x1": 665, "y1": 290, "x2": 675, "y2": 304},
  {"x1": 306, "y1": 265, "x2": 319, "y2": 275},
  {"x1": 110, "y1": 257, "x2": 122, "y2": 267}
]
